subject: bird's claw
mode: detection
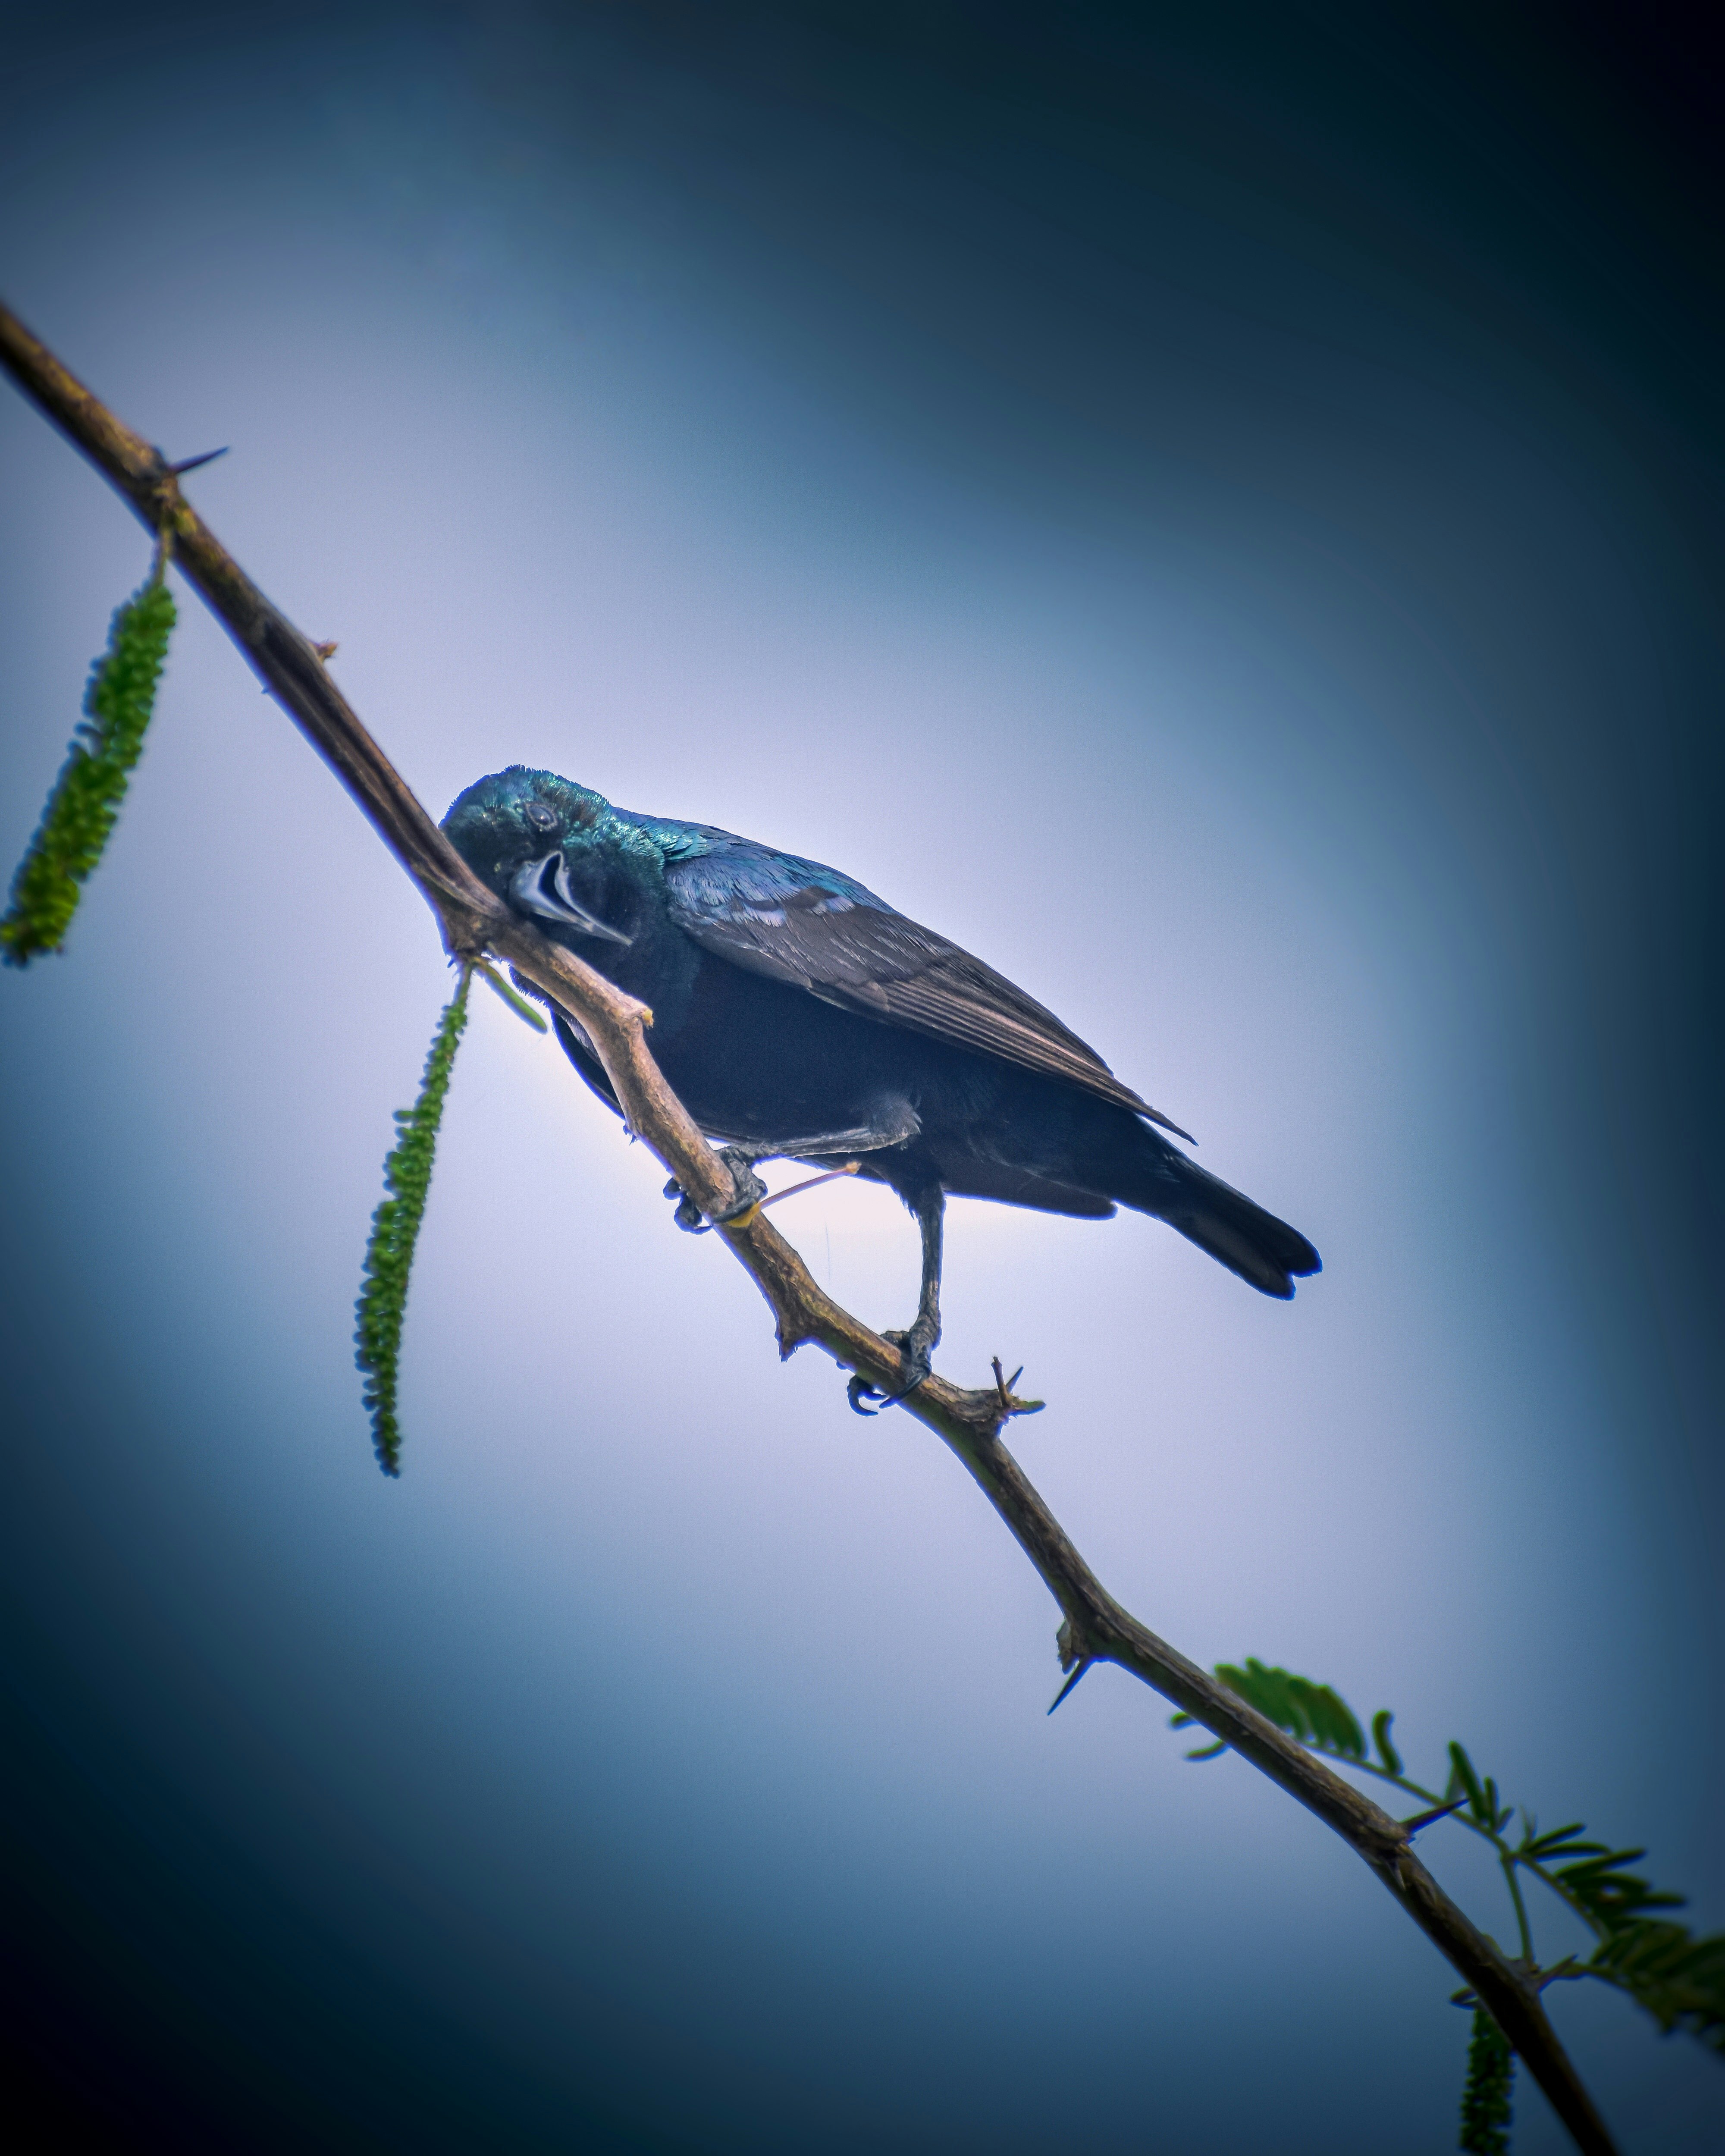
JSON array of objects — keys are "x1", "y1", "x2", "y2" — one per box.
[
  {"x1": 665, "y1": 1180, "x2": 707, "y2": 1233},
  {"x1": 714, "y1": 1148, "x2": 768, "y2": 1222},
  {"x1": 848, "y1": 1326, "x2": 935, "y2": 1415},
  {"x1": 662, "y1": 1149, "x2": 766, "y2": 1234}
]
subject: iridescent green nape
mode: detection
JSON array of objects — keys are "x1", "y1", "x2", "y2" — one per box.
[
  {"x1": 355, "y1": 968, "x2": 473, "y2": 1475},
  {"x1": 1, "y1": 556, "x2": 176, "y2": 965}
]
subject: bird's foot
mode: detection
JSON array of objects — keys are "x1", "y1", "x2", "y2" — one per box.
[
  {"x1": 663, "y1": 1146, "x2": 767, "y2": 1234},
  {"x1": 847, "y1": 1319, "x2": 938, "y2": 1416}
]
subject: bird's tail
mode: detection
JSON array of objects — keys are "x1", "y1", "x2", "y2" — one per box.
[{"x1": 1121, "y1": 1144, "x2": 1321, "y2": 1299}]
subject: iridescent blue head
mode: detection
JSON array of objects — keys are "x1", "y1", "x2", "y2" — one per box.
[{"x1": 442, "y1": 766, "x2": 634, "y2": 945}]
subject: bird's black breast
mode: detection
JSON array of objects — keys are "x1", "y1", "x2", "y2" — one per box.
[
  {"x1": 551, "y1": 916, "x2": 1004, "y2": 1142},
  {"x1": 652, "y1": 951, "x2": 987, "y2": 1141},
  {"x1": 554, "y1": 933, "x2": 1145, "y2": 1217}
]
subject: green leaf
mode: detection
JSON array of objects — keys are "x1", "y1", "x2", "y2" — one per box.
[
  {"x1": 1299, "y1": 1678, "x2": 1365, "y2": 1758},
  {"x1": 354, "y1": 969, "x2": 473, "y2": 1475},
  {"x1": 1520, "y1": 1822, "x2": 1590, "y2": 1859},
  {"x1": 1190, "y1": 1651, "x2": 1725, "y2": 2059},
  {"x1": 1458, "y1": 2007, "x2": 1515, "y2": 2154},
  {"x1": 1449, "y1": 1742, "x2": 1490, "y2": 1825},
  {"x1": 1213, "y1": 1659, "x2": 1365, "y2": 1759},
  {"x1": 2, "y1": 566, "x2": 176, "y2": 965},
  {"x1": 1184, "y1": 1740, "x2": 1227, "y2": 1761},
  {"x1": 1588, "y1": 1919, "x2": 1725, "y2": 2053},
  {"x1": 1554, "y1": 1848, "x2": 1685, "y2": 1932}
]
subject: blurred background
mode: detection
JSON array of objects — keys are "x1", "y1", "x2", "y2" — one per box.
[{"x1": 1, "y1": 5, "x2": 1719, "y2": 2149}]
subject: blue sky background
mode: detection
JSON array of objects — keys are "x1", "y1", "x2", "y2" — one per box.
[{"x1": 2, "y1": 5, "x2": 1720, "y2": 2150}]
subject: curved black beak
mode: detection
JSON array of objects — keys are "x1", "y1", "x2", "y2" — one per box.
[{"x1": 508, "y1": 852, "x2": 632, "y2": 945}]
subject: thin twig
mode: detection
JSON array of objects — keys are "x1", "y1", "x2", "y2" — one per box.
[
  {"x1": 0, "y1": 298, "x2": 1618, "y2": 2156},
  {"x1": 758, "y1": 1161, "x2": 861, "y2": 1210}
]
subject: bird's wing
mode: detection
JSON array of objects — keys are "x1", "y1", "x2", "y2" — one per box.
[{"x1": 657, "y1": 832, "x2": 1190, "y2": 1136}]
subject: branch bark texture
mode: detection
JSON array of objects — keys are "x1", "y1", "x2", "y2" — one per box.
[{"x1": 0, "y1": 298, "x2": 1618, "y2": 2156}]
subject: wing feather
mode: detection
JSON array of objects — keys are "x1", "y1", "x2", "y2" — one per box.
[{"x1": 658, "y1": 833, "x2": 1190, "y2": 1137}]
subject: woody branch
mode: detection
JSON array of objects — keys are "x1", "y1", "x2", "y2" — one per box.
[{"x1": 0, "y1": 298, "x2": 1616, "y2": 2156}]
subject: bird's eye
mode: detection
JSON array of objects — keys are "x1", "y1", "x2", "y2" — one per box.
[{"x1": 524, "y1": 801, "x2": 558, "y2": 834}]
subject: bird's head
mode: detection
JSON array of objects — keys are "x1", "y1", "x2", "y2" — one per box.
[{"x1": 441, "y1": 766, "x2": 633, "y2": 945}]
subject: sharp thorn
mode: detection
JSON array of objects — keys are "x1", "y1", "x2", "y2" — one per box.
[
  {"x1": 1402, "y1": 1795, "x2": 1471, "y2": 1836},
  {"x1": 1047, "y1": 1658, "x2": 1093, "y2": 1715},
  {"x1": 989, "y1": 1356, "x2": 1041, "y2": 1416},
  {"x1": 169, "y1": 446, "x2": 229, "y2": 474}
]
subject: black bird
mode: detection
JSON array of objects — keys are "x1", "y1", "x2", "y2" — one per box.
[{"x1": 443, "y1": 767, "x2": 1320, "y2": 1407}]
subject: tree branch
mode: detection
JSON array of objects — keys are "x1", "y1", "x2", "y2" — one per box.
[{"x1": 0, "y1": 298, "x2": 1618, "y2": 2156}]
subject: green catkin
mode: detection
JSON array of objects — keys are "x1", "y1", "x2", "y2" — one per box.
[
  {"x1": 1, "y1": 568, "x2": 176, "y2": 965},
  {"x1": 355, "y1": 969, "x2": 473, "y2": 1476},
  {"x1": 1458, "y1": 2008, "x2": 1515, "y2": 2154}
]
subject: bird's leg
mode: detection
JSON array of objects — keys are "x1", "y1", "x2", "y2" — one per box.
[
  {"x1": 664, "y1": 1108, "x2": 919, "y2": 1233},
  {"x1": 849, "y1": 1185, "x2": 944, "y2": 1415}
]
